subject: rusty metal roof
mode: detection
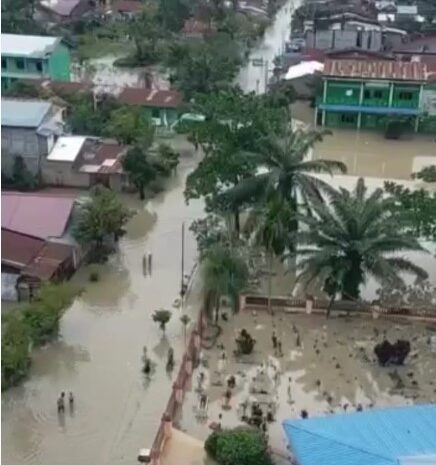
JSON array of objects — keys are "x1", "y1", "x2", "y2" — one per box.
[
  {"x1": 323, "y1": 59, "x2": 427, "y2": 81},
  {"x1": 23, "y1": 242, "x2": 73, "y2": 280},
  {"x1": 2, "y1": 229, "x2": 44, "y2": 269},
  {"x1": 118, "y1": 88, "x2": 183, "y2": 108}
]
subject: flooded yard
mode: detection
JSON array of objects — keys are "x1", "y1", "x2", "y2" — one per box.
[{"x1": 179, "y1": 311, "x2": 436, "y2": 457}]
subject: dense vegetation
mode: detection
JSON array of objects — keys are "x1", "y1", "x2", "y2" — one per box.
[{"x1": 2, "y1": 284, "x2": 79, "y2": 390}]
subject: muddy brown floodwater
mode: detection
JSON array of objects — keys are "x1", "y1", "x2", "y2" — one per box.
[{"x1": 1, "y1": 144, "x2": 205, "y2": 465}]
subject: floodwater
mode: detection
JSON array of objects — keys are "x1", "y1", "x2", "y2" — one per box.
[
  {"x1": 180, "y1": 311, "x2": 436, "y2": 457},
  {"x1": 292, "y1": 101, "x2": 436, "y2": 180},
  {"x1": 1, "y1": 141, "x2": 205, "y2": 465}
]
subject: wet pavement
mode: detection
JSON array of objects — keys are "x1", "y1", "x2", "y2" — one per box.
[
  {"x1": 179, "y1": 311, "x2": 436, "y2": 457},
  {"x1": 1, "y1": 144, "x2": 205, "y2": 465}
]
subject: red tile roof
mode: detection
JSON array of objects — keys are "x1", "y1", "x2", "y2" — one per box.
[
  {"x1": 323, "y1": 59, "x2": 427, "y2": 81},
  {"x1": 23, "y1": 242, "x2": 73, "y2": 280},
  {"x1": 2, "y1": 229, "x2": 44, "y2": 268},
  {"x1": 112, "y1": 0, "x2": 143, "y2": 12},
  {"x1": 1, "y1": 192, "x2": 75, "y2": 240},
  {"x1": 118, "y1": 88, "x2": 183, "y2": 108}
]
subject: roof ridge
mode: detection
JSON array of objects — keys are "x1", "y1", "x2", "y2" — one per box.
[{"x1": 286, "y1": 422, "x2": 394, "y2": 462}]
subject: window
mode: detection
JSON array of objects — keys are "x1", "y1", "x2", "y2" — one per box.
[
  {"x1": 1, "y1": 58, "x2": 6, "y2": 70},
  {"x1": 36, "y1": 60, "x2": 43, "y2": 72},
  {"x1": 399, "y1": 91, "x2": 413, "y2": 100},
  {"x1": 374, "y1": 90, "x2": 383, "y2": 99},
  {"x1": 151, "y1": 108, "x2": 160, "y2": 118},
  {"x1": 364, "y1": 90, "x2": 370, "y2": 99},
  {"x1": 345, "y1": 89, "x2": 353, "y2": 97},
  {"x1": 16, "y1": 58, "x2": 25, "y2": 70},
  {"x1": 341, "y1": 114, "x2": 355, "y2": 123}
]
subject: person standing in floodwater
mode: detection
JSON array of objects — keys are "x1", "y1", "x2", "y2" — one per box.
[
  {"x1": 57, "y1": 392, "x2": 65, "y2": 413},
  {"x1": 69, "y1": 392, "x2": 74, "y2": 406},
  {"x1": 147, "y1": 252, "x2": 152, "y2": 274}
]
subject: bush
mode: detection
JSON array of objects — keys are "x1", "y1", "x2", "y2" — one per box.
[
  {"x1": 89, "y1": 268, "x2": 100, "y2": 282},
  {"x1": 205, "y1": 427, "x2": 272, "y2": 465},
  {"x1": 1, "y1": 284, "x2": 79, "y2": 389}
]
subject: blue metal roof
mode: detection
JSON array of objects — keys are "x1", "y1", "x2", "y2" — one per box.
[
  {"x1": 1, "y1": 99, "x2": 52, "y2": 128},
  {"x1": 283, "y1": 405, "x2": 436, "y2": 465},
  {"x1": 318, "y1": 103, "x2": 420, "y2": 116}
]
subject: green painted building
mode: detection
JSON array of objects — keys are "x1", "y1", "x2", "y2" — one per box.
[
  {"x1": 316, "y1": 60, "x2": 428, "y2": 132},
  {"x1": 1, "y1": 34, "x2": 71, "y2": 90},
  {"x1": 118, "y1": 87, "x2": 183, "y2": 128}
]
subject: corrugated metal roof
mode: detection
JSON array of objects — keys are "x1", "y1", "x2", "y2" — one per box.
[
  {"x1": 283, "y1": 405, "x2": 436, "y2": 465},
  {"x1": 47, "y1": 136, "x2": 87, "y2": 162},
  {"x1": 323, "y1": 59, "x2": 427, "y2": 81},
  {"x1": 1, "y1": 34, "x2": 60, "y2": 57},
  {"x1": 1, "y1": 229, "x2": 44, "y2": 268},
  {"x1": 118, "y1": 88, "x2": 183, "y2": 108},
  {"x1": 1, "y1": 99, "x2": 52, "y2": 128},
  {"x1": 39, "y1": 0, "x2": 81, "y2": 16},
  {"x1": 1, "y1": 192, "x2": 75, "y2": 240},
  {"x1": 23, "y1": 241, "x2": 73, "y2": 280}
]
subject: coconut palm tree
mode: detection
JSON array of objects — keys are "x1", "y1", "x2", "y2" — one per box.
[
  {"x1": 202, "y1": 243, "x2": 249, "y2": 322},
  {"x1": 294, "y1": 178, "x2": 428, "y2": 304},
  {"x1": 220, "y1": 127, "x2": 347, "y2": 249}
]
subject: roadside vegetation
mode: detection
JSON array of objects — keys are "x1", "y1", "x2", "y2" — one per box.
[{"x1": 1, "y1": 284, "x2": 80, "y2": 390}]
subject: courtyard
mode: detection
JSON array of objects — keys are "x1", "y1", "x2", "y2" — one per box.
[{"x1": 178, "y1": 310, "x2": 436, "y2": 458}]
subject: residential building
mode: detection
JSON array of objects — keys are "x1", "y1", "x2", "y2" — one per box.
[
  {"x1": 110, "y1": 0, "x2": 144, "y2": 19},
  {"x1": 316, "y1": 59, "x2": 427, "y2": 131},
  {"x1": 1, "y1": 192, "x2": 80, "y2": 300},
  {"x1": 37, "y1": 0, "x2": 95, "y2": 22},
  {"x1": 283, "y1": 404, "x2": 436, "y2": 465},
  {"x1": 306, "y1": 30, "x2": 383, "y2": 51},
  {"x1": 1, "y1": 99, "x2": 64, "y2": 177},
  {"x1": 1, "y1": 34, "x2": 71, "y2": 90},
  {"x1": 118, "y1": 88, "x2": 183, "y2": 127},
  {"x1": 42, "y1": 136, "x2": 128, "y2": 190}
]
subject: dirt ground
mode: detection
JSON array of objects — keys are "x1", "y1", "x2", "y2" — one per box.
[{"x1": 178, "y1": 310, "x2": 436, "y2": 458}]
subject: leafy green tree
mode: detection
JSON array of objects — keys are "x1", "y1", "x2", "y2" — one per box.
[
  {"x1": 205, "y1": 427, "x2": 272, "y2": 465},
  {"x1": 1, "y1": 0, "x2": 42, "y2": 33},
  {"x1": 74, "y1": 186, "x2": 132, "y2": 255},
  {"x1": 156, "y1": 143, "x2": 180, "y2": 175},
  {"x1": 295, "y1": 178, "x2": 428, "y2": 301},
  {"x1": 220, "y1": 127, "x2": 346, "y2": 247},
  {"x1": 202, "y1": 243, "x2": 248, "y2": 320},
  {"x1": 107, "y1": 106, "x2": 155, "y2": 145},
  {"x1": 152, "y1": 309, "x2": 172, "y2": 333},
  {"x1": 412, "y1": 166, "x2": 436, "y2": 183},
  {"x1": 10, "y1": 156, "x2": 38, "y2": 191},
  {"x1": 157, "y1": 0, "x2": 190, "y2": 31},
  {"x1": 123, "y1": 145, "x2": 159, "y2": 199}
]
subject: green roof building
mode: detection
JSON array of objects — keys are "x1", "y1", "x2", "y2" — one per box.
[
  {"x1": 1, "y1": 34, "x2": 71, "y2": 90},
  {"x1": 316, "y1": 59, "x2": 429, "y2": 133}
]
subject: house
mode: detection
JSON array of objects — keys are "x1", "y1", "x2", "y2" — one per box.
[
  {"x1": 1, "y1": 192, "x2": 79, "y2": 300},
  {"x1": 110, "y1": 0, "x2": 144, "y2": 18},
  {"x1": 283, "y1": 404, "x2": 436, "y2": 465},
  {"x1": 181, "y1": 19, "x2": 216, "y2": 39},
  {"x1": 315, "y1": 59, "x2": 427, "y2": 131},
  {"x1": 37, "y1": 0, "x2": 95, "y2": 22},
  {"x1": 118, "y1": 88, "x2": 183, "y2": 127},
  {"x1": 42, "y1": 136, "x2": 128, "y2": 190},
  {"x1": 1, "y1": 99, "x2": 64, "y2": 178},
  {"x1": 1, "y1": 34, "x2": 71, "y2": 90},
  {"x1": 305, "y1": 30, "x2": 383, "y2": 51}
]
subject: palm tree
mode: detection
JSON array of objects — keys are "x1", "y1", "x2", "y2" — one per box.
[
  {"x1": 152, "y1": 309, "x2": 172, "y2": 333},
  {"x1": 295, "y1": 178, "x2": 428, "y2": 305},
  {"x1": 202, "y1": 244, "x2": 249, "y2": 322},
  {"x1": 220, "y1": 128, "x2": 347, "y2": 249}
]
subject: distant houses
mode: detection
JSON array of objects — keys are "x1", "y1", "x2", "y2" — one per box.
[{"x1": 1, "y1": 34, "x2": 71, "y2": 90}]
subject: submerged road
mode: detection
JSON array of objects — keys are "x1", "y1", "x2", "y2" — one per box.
[{"x1": 1, "y1": 3, "x2": 296, "y2": 464}]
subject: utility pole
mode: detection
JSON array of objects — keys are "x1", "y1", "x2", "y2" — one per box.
[{"x1": 264, "y1": 59, "x2": 269, "y2": 94}]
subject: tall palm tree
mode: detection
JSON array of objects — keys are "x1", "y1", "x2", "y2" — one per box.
[
  {"x1": 220, "y1": 127, "x2": 347, "y2": 248},
  {"x1": 202, "y1": 243, "x2": 249, "y2": 322},
  {"x1": 295, "y1": 178, "x2": 428, "y2": 304}
]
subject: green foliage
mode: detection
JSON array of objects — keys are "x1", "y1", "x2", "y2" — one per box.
[
  {"x1": 1, "y1": 0, "x2": 42, "y2": 34},
  {"x1": 2, "y1": 81, "x2": 42, "y2": 99},
  {"x1": 74, "y1": 186, "x2": 132, "y2": 253},
  {"x1": 157, "y1": 0, "x2": 190, "y2": 31},
  {"x1": 412, "y1": 166, "x2": 436, "y2": 183},
  {"x1": 152, "y1": 309, "x2": 172, "y2": 332},
  {"x1": 295, "y1": 178, "x2": 428, "y2": 300},
  {"x1": 123, "y1": 145, "x2": 158, "y2": 199},
  {"x1": 2, "y1": 284, "x2": 79, "y2": 390},
  {"x1": 384, "y1": 181, "x2": 436, "y2": 240},
  {"x1": 5, "y1": 156, "x2": 39, "y2": 191},
  {"x1": 157, "y1": 143, "x2": 180, "y2": 174},
  {"x1": 107, "y1": 106, "x2": 155, "y2": 145},
  {"x1": 205, "y1": 427, "x2": 272, "y2": 465}
]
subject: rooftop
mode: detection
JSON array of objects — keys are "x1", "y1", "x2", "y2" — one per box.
[
  {"x1": 182, "y1": 18, "x2": 215, "y2": 34},
  {"x1": 283, "y1": 404, "x2": 436, "y2": 465},
  {"x1": 47, "y1": 136, "x2": 88, "y2": 162},
  {"x1": 118, "y1": 88, "x2": 183, "y2": 108},
  {"x1": 39, "y1": 0, "x2": 81, "y2": 16},
  {"x1": 112, "y1": 0, "x2": 144, "y2": 12},
  {"x1": 23, "y1": 241, "x2": 73, "y2": 280},
  {"x1": 1, "y1": 99, "x2": 52, "y2": 128},
  {"x1": 1, "y1": 192, "x2": 75, "y2": 240},
  {"x1": 323, "y1": 59, "x2": 427, "y2": 81},
  {"x1": 1, "y1": 34, "x2": 61, "y2": 58},
  {"x1": 77, "y1": 142, "x2": 126, "y2": 174},
  {"x1": 2, "y1": 229, "x2": 44, "y2": 269}
]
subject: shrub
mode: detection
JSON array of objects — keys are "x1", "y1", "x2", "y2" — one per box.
[
  {"x1": 205, "y1": 427, "x2": 272, "y2": 465},
  {"x1": 89, "y1": 268, "x2": 100, "y2": 282},
  {"x1": 152, "y1": 309, "x2": 172, "y2": 333}
]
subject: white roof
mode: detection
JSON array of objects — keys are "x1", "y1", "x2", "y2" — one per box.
[
  {"x1": 285, "y1": 61, "x2": 324, "y2": 80},
  {"x1": 1, "y1": 34, "x2": 60, "y2": 57},
  {"x1": 397, "y1": 5, "x2": 417, "y2": 14},
  {"x1": 47, "y1": 136, "x2": 87, "y2": 162}
]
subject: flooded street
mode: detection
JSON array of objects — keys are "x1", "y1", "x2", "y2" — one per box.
[{"x1": 2, "y1": 147, "x2": 205, "y2": 465}]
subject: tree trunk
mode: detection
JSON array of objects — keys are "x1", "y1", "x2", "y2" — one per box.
[
  {"x1": 234, "y1": 209, "x2": 240, "y2": 238},
  {"x1": 341, "y1": 255, "x2": 362, "y2": 300},
  {"x1": 214, "y1": 293, "x2": 220, "y2": 324},
  {"x1": 326, "y1": 294, "x2": 335, "y2": 318},
  {"x1": 139, "y1": 184, "x2": 145, "y2": 200},
  {"x1": 288, "y1": 194, "x2": 298, "y2": 254},
  {"x1": 267, "y1": 250, "x2": 273, "y2": 314}
]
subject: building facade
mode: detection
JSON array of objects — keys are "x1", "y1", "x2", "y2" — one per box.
[
  {"x1": 316, "y1": 60, "x2": 427, "y2": 132},
  {"x1": 1, "y1": 34, "x2": 70, "y2": 90}
]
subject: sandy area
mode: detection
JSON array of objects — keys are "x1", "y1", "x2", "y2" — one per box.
[{"x1": 178, "y1": 310, "x2": 436, "y2": 457}]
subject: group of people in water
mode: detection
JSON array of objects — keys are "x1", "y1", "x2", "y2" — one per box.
[{"x1": 57, "y1": 391, "x2": 74, "y2": 414}]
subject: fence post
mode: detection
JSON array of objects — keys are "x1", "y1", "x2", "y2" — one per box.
[{"x1": 305, "y1": 295, "x2": 313, "y2": 314}]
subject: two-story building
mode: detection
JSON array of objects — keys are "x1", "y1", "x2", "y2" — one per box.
[
  {"x1": 1, "y1": 99, "x2": 65, "y2": 178},
  {"x1": 1, "y1": 34, "x2": 71, "y2": 90},
  {"x1": 315, "y1": 59, "x2": 427, "y2": 132}
]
